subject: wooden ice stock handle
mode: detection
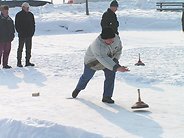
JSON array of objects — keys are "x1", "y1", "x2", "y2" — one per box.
[{"x1": 138, "y1": 89, "x2": 141, "y2": 102}]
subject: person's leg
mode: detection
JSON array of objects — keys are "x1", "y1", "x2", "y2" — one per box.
[
  {"x1": 76, "y1": 65, "x2": 96, "y2": 90},
  {"x1": 2, "y1": 42, "x2": 11, "y2": 68},
  {"x1": 25, "y1": 37, "x2": 34, "y2": 66},
  {"x1": 25, "y1": 37, "x2": 32, "y2": 62},
  {"x1": 0, "y1": 43, "x2": 4, "y2": 66},
  {"x1": 72, "y1": 65, "x2": 96, "y2": 98},
  {"x1": 102, "y1": 68, "x2": 116, "y2": 103},
  {"x1": 17, "y1": 37, "x2": 25, "y2": 67}
]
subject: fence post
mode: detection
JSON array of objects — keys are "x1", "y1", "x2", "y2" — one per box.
[{"x1": 86, "y1": 0, "x2": 89, "y2": 15}]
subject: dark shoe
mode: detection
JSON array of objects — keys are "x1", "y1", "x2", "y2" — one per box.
[
  {"x1": 102, "y1": 96, "x2": 114, "y2": 104},
  {"x1": 17, "y1": 64, "x2": 23, "y2": 67},
  {"x1": 72, "y1": 89, "x2": 80, "y2": 98},
  {"x1": 17, "y1": 63, "x2": 23, "y2": 67},
  {"x1": 17, "y1": 61, "x2": 23, "y2": 67},
  {"x1": 3, "y1": 65, "x2": 12, "y2": 69},
  {"x1": 25, "y1": 62, "x2": 35, "y2": 67}
]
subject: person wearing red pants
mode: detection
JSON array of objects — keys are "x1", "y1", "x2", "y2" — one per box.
[{"x1": 0, "y1": 5, "x2": 15, "y2": 69}]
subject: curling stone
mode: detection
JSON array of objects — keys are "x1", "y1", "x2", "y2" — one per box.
[
  {"x1": 135, "y1": 53, "x2": 145, "y2": 66},
  {"x1": 131, "y1": 89, "x2": 149, "y2": 109},
  {"x1": 32, "y1": 92, "x2": 40, "y2": 97}
]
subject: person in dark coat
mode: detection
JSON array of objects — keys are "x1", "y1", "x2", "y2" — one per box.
[
  {"x1": 0, "y1": 5, "x2": 15, "y2": 69},
  {"x1": 182, "y1": 11, "x2": 184, "y2": 31},
  {"x1": 101, "y1": 0, "x2": 119, "y2": 35},
  {"x1": 15, "y1": 2, "x2": 35, "y2": 67}
]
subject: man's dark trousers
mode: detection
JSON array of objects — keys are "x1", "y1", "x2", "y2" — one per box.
[
  {"x1": 0, "y1": 42, "x2": 11, "y2": 67},
  {"x1": 17, "y1": 37, "x2": 32, "y2": 62},
  {"x1": 76, "y1": 64, "x2": 116, "y2": 97}
]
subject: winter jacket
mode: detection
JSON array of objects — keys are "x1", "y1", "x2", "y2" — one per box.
[
  {"x1": 182, "y1": 12, "x2": 184, "y2": 24},
  {"x1": 0, "y1": 14, "x2": 15, "y2": 43},
  {"x1": 101, "y1": 8, "x2": 119, "y2": 35},
  {"x1": 84, "y1": 34, "x2": 122, "y2": 71},
  {"x1": 15, "y1": 10, "x2": 35, "y2": 38}
]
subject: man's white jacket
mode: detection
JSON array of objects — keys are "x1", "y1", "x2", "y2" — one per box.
[{"x1": 84, "y1": 34, "x2": 122, "y2": 71}]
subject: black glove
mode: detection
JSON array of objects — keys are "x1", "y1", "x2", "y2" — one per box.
[{"x1": 113, "y1": 58, "x2": 119, "y2": 64}]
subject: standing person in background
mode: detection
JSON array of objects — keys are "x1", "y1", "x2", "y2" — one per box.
[
  {"x1": 15, "y1": 2, "x2": 35, "y2": 67},
  {"x1": 101, "y1": 0, "x2": 119, "y2": 35},
  {"x1": 0, "y1": 5, "x2": 15, "y2": 69},
  {"x1": 72, "y1": 27, "x2": 129, "y2": 104},
  {"x1": 182, "y1": 11, "x2": 184, "y2": 32}
]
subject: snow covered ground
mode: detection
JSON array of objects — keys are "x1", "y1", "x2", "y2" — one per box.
[{"x1": 0, "y1": 0, "x2": 184, "y2": 137}]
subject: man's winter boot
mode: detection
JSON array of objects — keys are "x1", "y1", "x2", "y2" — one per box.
[
  {"x1": 102, "y1": 96, "x2": 115, "y2": 104},
  {"x1": 3, "y1": 65, "x2": 12, "y2": 69},
  {"x1": 25, "y1": 61, "x2": 35, "y2": 67},
  {"x1": 17, "y1": 60, "x2": 23, "y2": 67},
  {"x1": 72, "y1": 89, "x2": 81, "y2": 98}
]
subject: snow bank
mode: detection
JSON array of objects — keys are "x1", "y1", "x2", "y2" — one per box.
[
  {"x1": 0, "y1": 118, "x2": 102, "y2": 138},
  {"x1": 8, "y1": 0, "x2": 183, "y2": 34}
]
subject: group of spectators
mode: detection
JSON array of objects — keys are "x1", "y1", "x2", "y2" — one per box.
[{"x1": 0, "y1": 2, "x2": 35, "y2": 69}]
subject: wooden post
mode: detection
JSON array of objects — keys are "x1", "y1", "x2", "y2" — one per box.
[
  {"x1": 86, "y1": 0, "x2": 89, "y2": 15},
  {"x1": 63, "y1": 0, "x2": 65, "y2": 4}
]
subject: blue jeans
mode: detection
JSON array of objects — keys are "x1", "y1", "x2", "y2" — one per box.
[{"x1": 76, "y1": 65, "x2": 116, "y2": 97}]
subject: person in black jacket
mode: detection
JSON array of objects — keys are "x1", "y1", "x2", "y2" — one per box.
[
  {"x1": 0, "y1": 5, "x2": 15, "y2": 69},
  {"x1": 101, "y1": 0, "x2": 119, "y2": 35},
  {"x1": 15, "y1": 2, "x2": 35, "y2": 67},
  {"x1": 182, "y1": 11, "x2": 184, "y2": 32}
]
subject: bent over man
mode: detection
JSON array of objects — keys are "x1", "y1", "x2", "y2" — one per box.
[{"x1": 72, "y1": 27, "x2": 129, "y2": 104}]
